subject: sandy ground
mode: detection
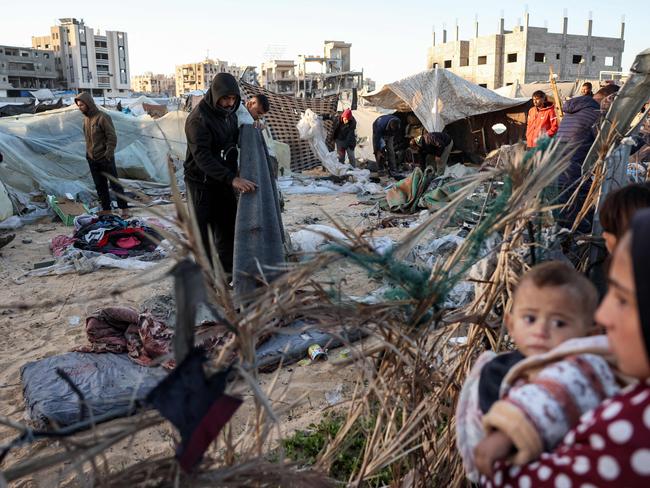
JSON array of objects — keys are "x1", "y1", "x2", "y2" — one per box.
[{"x1": 0, "y1": 187, "x2": 413, "y2": 486}]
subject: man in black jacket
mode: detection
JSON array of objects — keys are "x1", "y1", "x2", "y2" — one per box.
[{"x1": 184, "y1": 73, "x2": 256, "y2": 273}]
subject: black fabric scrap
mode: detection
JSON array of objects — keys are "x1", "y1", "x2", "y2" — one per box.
[{"x1": 146, "y1": 348, "x2": 241, "y2": 472}]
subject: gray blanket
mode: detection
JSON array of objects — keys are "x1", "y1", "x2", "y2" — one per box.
[{"x1": 233, "y1": 125, "x2": 286, "y2": 298}]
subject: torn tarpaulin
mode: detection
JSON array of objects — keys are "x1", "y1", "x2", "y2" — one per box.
[{"x1": 146, "y1": 349, "x2": 242, "y2": 472}]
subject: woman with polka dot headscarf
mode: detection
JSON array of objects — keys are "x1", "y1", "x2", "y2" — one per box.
[{"x1": 481, "y1": 209, "x2": 650, "y2": 487}]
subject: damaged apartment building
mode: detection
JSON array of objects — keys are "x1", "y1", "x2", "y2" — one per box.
[
  {"x1": 0, "y1": 45, "x2": 57, "y2": 96},
  {"x1": 426, "y1": 12, "x2": 625, "y2": 89},
  {"x1": 32, "y1": 18, "x2": 131, "y2": 97},
  {"x1": 260, "y1": 41, "x2": 374, "y2": 100},
  {"x1": 131, "y1": 72, "x2": 176, "y2": 96},
  {"x1": 174, "y1": 60, "x2": 257, "y2": 96}
]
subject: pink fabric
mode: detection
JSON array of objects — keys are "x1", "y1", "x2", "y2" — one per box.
[
  {"x1": 116, "y1": 236, "x2": 141, "y2": 249},
  {"x1": 74, "y1": 306, "x2": 231, "y2": 369},
  {"x1": 50, "y1": 235, "x2": 76, "y2": 256}
]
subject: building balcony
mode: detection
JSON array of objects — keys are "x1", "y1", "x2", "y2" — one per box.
[{"x1": 4, "y1": 69, "x2": 57, "y2": 79}]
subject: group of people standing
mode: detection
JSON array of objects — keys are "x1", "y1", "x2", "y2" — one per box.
[
  {"x1": 524, "y1": 81, "x2": 632, "y2": 231},
  {"x1": 74, "y1": 73, "x2": 270, "y2": 276},
  {"x1": 325, "y1": 109, "x2": 454, "y2": 177},
  {"x1": 453, "y1": 81, "x2": 650, "y2": 485}
]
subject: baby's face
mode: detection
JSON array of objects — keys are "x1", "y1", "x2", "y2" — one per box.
[{"x1": 506, "y1": 281, "x2": 592, "y2": 356}]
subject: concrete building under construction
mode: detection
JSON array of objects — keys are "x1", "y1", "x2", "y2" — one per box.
[{"x1": 426, "y1": 13, "x2": 625, "y2": 89}]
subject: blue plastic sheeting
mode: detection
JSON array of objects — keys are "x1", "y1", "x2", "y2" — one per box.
[{"x1": 21, "y1": 352, "x2": 167, "y2": 428}]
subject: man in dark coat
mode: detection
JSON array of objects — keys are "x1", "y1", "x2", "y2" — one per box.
[
  {"x1": 411, "y1": 131, "x2": 453, "y2": 175},
  {"x1": 74, "y1": 92, "x2": 129, "y2": 217},
  {"x1": 184, "y1": 73, "x2": 256, "y2": 273},
  {"x1": 372, "y1": 114, "x2": 401, "y2": 173},
  {"x1": 555, "y1": 93, "x2": 601, "y2": 231},
  {"x1": 328, "y1": 108, "x2": 357, "y2": 167}
]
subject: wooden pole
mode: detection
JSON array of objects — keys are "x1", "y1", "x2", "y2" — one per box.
[{"x1": 549, "y1": 66, "x2": 564, "y2": 121}]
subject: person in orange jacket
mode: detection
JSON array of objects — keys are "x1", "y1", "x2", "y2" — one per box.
[{"x1": 525, "y1": 90, "x2": 558, "y2": 148}]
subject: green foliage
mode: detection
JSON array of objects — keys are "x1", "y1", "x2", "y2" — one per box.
[{"x1": 280, "y1": 412, "x2": 392, "y2": 486}]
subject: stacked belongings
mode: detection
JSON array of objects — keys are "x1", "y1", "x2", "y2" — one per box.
[{"x1": 73, "y1": 215, "x2": 162, "y2": 258}]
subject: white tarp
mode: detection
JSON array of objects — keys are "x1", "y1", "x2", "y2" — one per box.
[
  {"x1": 31, "y1": 89, "x2": 55, "y2": 101},
  {"x1": 363, "y1": 67, "x2": 526, "y2": 132},
  {"x1": 492, "y1": 80, "x2": 582, "y2": 100},
  {"x1": 0, "y1": 106, "x2": 187, "y2": 197},
  {"x1": 297, "y1": 109, "x2": 351, "y2": 176}
]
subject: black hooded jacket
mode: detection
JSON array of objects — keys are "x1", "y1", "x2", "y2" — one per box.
[
  {"x1": 184, "y1": 73, "x2": 241, "y2": 187},
  {"x1": 331, "y1": 114, "x2": 357, "y2": 149}
]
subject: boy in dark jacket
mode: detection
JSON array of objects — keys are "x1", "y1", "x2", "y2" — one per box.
[
  {"x1": 329, "y1": 108, "x2": 357, "y2": 167},
  {"x1": 184, "y1": 73, "x2": 256, "y2": 273},
  {"x1": 74, "y1": 92, "x2": 128, "y2": 217},
  {"x1": 372, "y1": 114, "x2": 400, "y2": 173},
  {"x1": 411, "y1": 131, "x2": 453, "y2": 175}
]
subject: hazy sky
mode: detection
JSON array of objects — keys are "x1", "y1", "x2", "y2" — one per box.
[{"x1": 3, "y1": 0, "x2": 648, "y2": 87}]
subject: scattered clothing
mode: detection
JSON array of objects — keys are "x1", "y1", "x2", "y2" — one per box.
[
  {"x1": 74, "y1": 306, "x2": 230, "y2": 369},
  {"x1": 50, "y1": 235, "x2": 77, "y2": 257},
  {"x1": 526, "y1": 102, "x2": 558, "y2": 148},
  {"x1": 147, "y1": 350, "x2": 242, "y2": 472},
  {"x1": 72, "y1": 214, "x2": 161, "y2": 258},
  {"x1": 385, "y1": 167, "x2": 435, "y2": 213}
]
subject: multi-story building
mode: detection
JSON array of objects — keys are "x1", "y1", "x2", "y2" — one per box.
[
  {"x1": 0, "y1": 45, "x2": 57, "y2": 94},
  {"x1": 426, "y1": 13, "x2": 625, "y2": 89},
  {"x1": 131, "y1": 72, "x2": 175, "y2": 95},
  {"x1": 174, "y1": 59, "x2": 250, "y2": 96},
  {"x1": 263, "y1": 41, "x2": 364, "y2": 99},
  {"x1": 260, "y1": 60, "x2": 297, "y2": 95},
  {"x1": 32, "y1": 18, "x2": 131, "y2": 96}
]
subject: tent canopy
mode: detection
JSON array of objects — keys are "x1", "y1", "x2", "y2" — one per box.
[
  {"x1": 492, "y1": 80, "x2": 585, "y2": 100},
  {"x1": 0, "y1": 105, "x2": 187, "y2": 197},
  {"x1": 363, "y1": 68, "x2": 527, "y2": 132}
]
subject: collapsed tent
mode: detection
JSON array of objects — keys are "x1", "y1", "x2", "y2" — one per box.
[
  {"x1": 0, "y1": 106, "x2": 187, "y2": 198},
  {"x1": 122, "y1": 96, "x2": 168, "y2": 117},
  {"x1": 0, "y1": 98, "x2": 64, "y2": 117},
  {"x1": 363, "y1": 68, "x2": 529, "y2": 157},
  {"x1": 363, "y1": 67, "x2": 527, "y2": 132}
]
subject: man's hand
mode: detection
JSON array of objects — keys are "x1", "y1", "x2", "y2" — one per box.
[
  {"x1": 232, "y1": 177, "x2": 257, "y2": 193},
  {"x1": 474, "y1": 430, "x2": 514, "y2": 478}
]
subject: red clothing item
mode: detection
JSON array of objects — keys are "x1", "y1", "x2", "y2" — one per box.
[
  {"x1": 526, "y1": 103, "x2": 558, "y2": 148},
  {"x1": 481, "y1": 381, "x2": 650, "y2": 487}
]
